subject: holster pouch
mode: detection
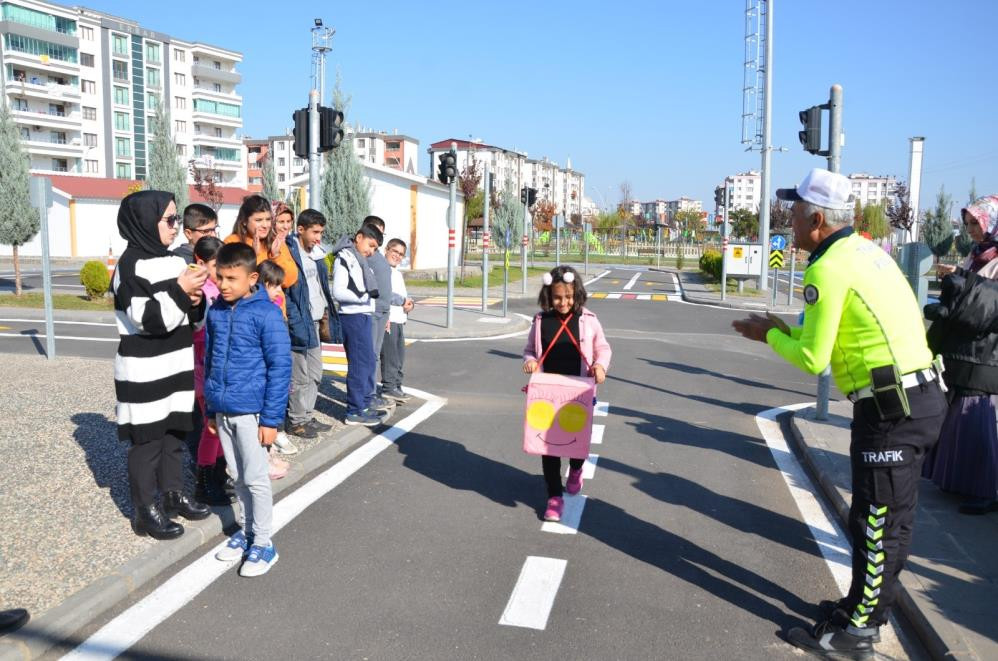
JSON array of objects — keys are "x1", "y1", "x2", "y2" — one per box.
[{"x1": 871, "y1": 364, "x2": 910, "y2": 421}]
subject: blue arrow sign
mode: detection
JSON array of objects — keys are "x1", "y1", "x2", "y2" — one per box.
[{"x1": 770, "y1": 235, "x2": 787, "y2": 251}]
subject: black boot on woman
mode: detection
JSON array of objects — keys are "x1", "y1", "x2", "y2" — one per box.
[
  {"x1": 195, "y1": 465, "x2": 233, "y2": 505},
  {"x1": 132, "y1": 504, "x2": 184, "y2": 540}
]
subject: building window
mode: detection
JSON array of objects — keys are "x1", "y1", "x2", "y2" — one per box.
[
  {"x1": 357, "y1": 139, "x2": 365, "y2": 148},
  {"x1": 112, "y1": 34, "x2": 128, "y2": 56},
  {"x1": 192, "y1": 99, "x2": 240, "y2": 118},
  {"x1": 173, "y1": 48, "x2": 185, "y2": 63},
  {"x1": 174, "y1": 72, "x2": 185, "y2": 86},
  {"x1": 175, "y1": 96, "x2": 186, "y2": 110},
  {"x1": 214, "y1": 127, "x2": 222, "y2": 138},
  {"x1": 114, "y1": 111, "x2": 130, "y2": 131},
  {"x1": 81, "y1": 79, "x2": 96, "y2": 94},
  {"x1": 115, "y1": 162, "x2": 131, "y2": 179},
  {"x1": 48, "y1": 103, "x2": 65, "y2": 117},
  {"x1": 51, "y1": 158, "x2": 68, "y2": 172},
  {"x1": 213, "y1": 82, "x2": 222, "y2": 92},
  {"x1": 386, "y1": 141, "x2": 401, "y2": 150},
  {"x1": 278, "y1": 157, "x2": 286, "y2": 167},
  {"x1": 112, "y1": 60, "x2": 128, "y2": 82},
  {"x1": 84, "y1": 159, "x2": 98, "y2": 173},
  {"x1": 2, "y1": 34, "x2": 77, "y2": 62},
  {"x1": 278, "y1": 174, "x2": 285, "y2": 182},
  {"x1": 175, "y1": 120, "x2": 186, "y2": 133},
  {"x1": 19, "y1": 127, "x2": 30, "y2": 139},
  {"x1": 276, "y1": 142, "x2": 285, "y2": 151},
  {"x1": 146, "y1": 43, "x2": 161, "y2": 64},
  {"x1": 176, "y1": 144, "x2": 186, "y2": 156},
  {"x1": 13, "y1": 98, "x2": 28, "y2": 111},
  {"x1": 1, "y1": 4, "x2": 76, "y2": 34},
  {"x1": 83, "y1": 106, "x2": 97, "y2": 120},
  {"x1": 50, "y1": 131, "x2": 66, "y2": 144},
  {"x1": 83, "y1": 133, "x2": 97, "y2": 146},
  {"x1": 115, "y1": 137, "x2": 131, "y2": 157},
  {"x1": 213, "y1": 60, "x2": 221, "y2": 70},
  {"x1": 146, "y1": 67, "x2": 160, "y2": 88},
  {"x1": 147, "y1": 93, "x2": 159, "y2": 110},
  {"x1": 80, "y1": 25, "x2": 93, "y2": 40},
  {"x1": 294, "y1": 158, "x2": 303, "y2": 167},
  {"x1": 80, "y1": 53, "x2": 94, "y2": 67}
]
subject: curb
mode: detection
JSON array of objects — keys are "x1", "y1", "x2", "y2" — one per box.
[
  {"x1": 788, "y1": 408, "x2": 972, "y2": 661},
  {"x1": 664, "y1": 271, "x2": 802, "y2": 313},
  {"x1": 406, "y1": 313, "x2": 530, "y2": 340},
  {"x1": 0, "y1": 418, "x2": 381, "y2": 661}
]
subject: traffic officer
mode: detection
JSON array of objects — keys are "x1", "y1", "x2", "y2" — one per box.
[{"x1": 732, "y1": 168, "x2": 946, "y2": 660}]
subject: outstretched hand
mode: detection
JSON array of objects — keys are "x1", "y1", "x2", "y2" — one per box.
[
  {"x1": 731, "y1": 313, "x2": 778, "y2": 343},
  {"x1": 270, "y1": 231, "x2": 288, "y2": 258}
]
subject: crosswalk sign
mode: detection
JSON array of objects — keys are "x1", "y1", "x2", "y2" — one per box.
[{"x1": 769, "y1": 250, "x2": 785, "y2": 269}]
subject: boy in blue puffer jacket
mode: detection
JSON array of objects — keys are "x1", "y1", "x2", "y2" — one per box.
[{"x1": 204, "y1": 242, "x2": 292, "y2": 577}]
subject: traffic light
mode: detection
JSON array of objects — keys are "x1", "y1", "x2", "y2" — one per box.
[
  {"x1": 714, "y1": 186, "x2": 724, "y2": 207},
  {"x1": 799, "y1": 105, "x2": 822, "y2": 155},
  {"x1": 292, "y1": 108, "x2": 308, "y2": 158},
  {"x1": 437, "y1": 149, "x2": 457, "y2": 185},
  {"x1": 319, "y1": 106, "x2": 344, "y2": 152},
  {"x1": 527, "y1": 188, "x2": 537, "y2": 206}
]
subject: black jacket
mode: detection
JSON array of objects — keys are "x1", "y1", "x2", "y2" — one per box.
[{"x1": 925, "y1": 269, "x2": 998, "y2": 393}]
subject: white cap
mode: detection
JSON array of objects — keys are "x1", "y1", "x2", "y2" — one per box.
[{"x1": 775, "y1": 168, "x2": 853, "y2": 210}]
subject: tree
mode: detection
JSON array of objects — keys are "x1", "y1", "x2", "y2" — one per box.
[
  {"x1": 675, "y1": 209, "x2": 703, "y2": 241},
  {"x1": 769, "y1": 197, "x2": 792, "y2": 233},
  {"x1": 886, "y1": 182, "x2": 915, "y2": 241},
  {"x1": 457, "y1": 155, "x2": 482, "y2": 277},
  {"x1": 594, "y1": 211, "x2": 619, "y2": 231},
  {"x1": 617, "y1": 181, "x2": 636, "y2": 225},
  {"x1": 262, "y1": 154, "x2": 279, "y2": 203},
  {"x1": 532, "y1": 199, "x2": 556, "y2": 231},
  {"x1": 969, "y1": 176, "x2": 977, "y2": 205},
  {"x1": 955, "y1": 221, "x2": 974, "y2": 257},
  {"x1": 491, "y1": 179, "x2": 524, "y2": 258},
  {"x1": 0, "y1": 101, "x2": 39, "y2": 295},
  {"x1": 920, "y1": 186, "x2": 954, "y2": 261},
  {"x1": 189, "y1": 160, "x2": 224, "y2": 212},
  {"x1": 861, "y1": 203, "x2": 890, "y2": 240},
  {"x1": 729, "y1": 208, "x2": 758, "y2": 240},
  {"x1": 852, "y1": 198, "x2": 865, "y2": 233},
  {"x1": 145, "y1": 108, "x2": 188, "y2": 211},
  {"x1": 320, "y1": 72, "x2": 371, "y2": 244}
]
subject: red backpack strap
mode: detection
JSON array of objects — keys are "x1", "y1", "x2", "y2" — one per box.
[{"x1": 535, "y1": 313, "x2": 571, "y2": 368}]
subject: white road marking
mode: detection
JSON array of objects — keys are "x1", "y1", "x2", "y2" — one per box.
[
  {"x1": 606, "y1": 293, "x2": 622, "y2": 300},
  {"x1": 564, "y1": 454, "x2": 598, "y2": 479},
  {"x1": 594, "y1": 401, "x2": 609, "y2": 417},
  {"x1": 60, "y1": 391, "x2": 447, "y2": 661},
  {"x1": 541, "y1": 495, "x2": 587, "y2": 535},
  {"x1": 591, "y1": 424, "x2": 605, "y2": 444},
  {"x1": 637, "y1": 294, "x2": 650, "y2": 301},
  {"x1": 498, "y1": 556, "x2": 567, "y2": 630},
  {"x1": 755, "y1": 404, "x2": 852, "y2": 593},
  {"x1": 0, "y1": 333, "x2": 117, "y2": 342},
  {"x1": 0, "y1": 318, "x2": 116, "y2": 327},
  {"x1": 414, "y1": 314, "x2": 531, "y2": 344},
  {"x1": 584, "y1": 270, "x2": 611, "y2": 286},
  {"x1": 623, "y1": 272, "x2": 641, "y2": 290}
]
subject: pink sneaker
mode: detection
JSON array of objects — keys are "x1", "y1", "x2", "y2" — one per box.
[
  {"x1": 565, "y1": 467, "x2": 584, "y2": 495},
  {"x1": 268, "y1": 454, "x2": 288, "y2": 480},
  {"x1": 543, "y1": 497, "x2": 564, "y2": 522}
]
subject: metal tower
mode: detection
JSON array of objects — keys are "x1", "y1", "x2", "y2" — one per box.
[
  {"x1": 741, "y1": 0, "x2": 766, "y2": 150},
  {"x1": 311, "y1": 19, "x2": 335, "y2": 104}
]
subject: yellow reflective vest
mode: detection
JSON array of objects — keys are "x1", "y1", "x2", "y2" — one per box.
[{"x1": 766, "y1": 231, "x2": 933, "y2": 395}]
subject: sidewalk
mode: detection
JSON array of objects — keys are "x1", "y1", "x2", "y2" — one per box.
[
  {"x1": 671, "y1": 269, "x2": 804, "y2": 313},
  {"x1": 791, "y1": 402, "x2": 998, "y2": 661}
]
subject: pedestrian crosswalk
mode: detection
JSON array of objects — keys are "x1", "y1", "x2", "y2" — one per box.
[
  {"x1": 417, "y1": 296, "x2": 501, "y2": 307},
  {"x1": 589, "y1": 292, "x2": 678, "y2": 302}
]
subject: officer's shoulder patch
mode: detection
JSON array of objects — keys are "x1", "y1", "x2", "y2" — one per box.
[{"x1": 803, "y1": 284, "x2": 820, "y2": 305}]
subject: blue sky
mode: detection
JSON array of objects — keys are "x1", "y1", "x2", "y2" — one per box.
[{"x1": 86, "y1": 0, "x2": 997, "y2": 214}]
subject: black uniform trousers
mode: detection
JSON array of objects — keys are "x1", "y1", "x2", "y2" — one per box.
[
  {"x1": 128, "y1": 430, "x2": 187, "y2": 508},
  {"x1": 844, "y1": 380, "x2": 946, "y2": 628}
]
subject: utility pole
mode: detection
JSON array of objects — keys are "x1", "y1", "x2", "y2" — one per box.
[
  {"x1": 757, "y1": 0, "x2": 774, "y2": 292},
  {"x1": 721, "y1": 180, "x2": 730, "y2": 303},
  {"x1": 446, "y1": 143, "x2": 457, "y2": 328},
  {"x1": 308, "y1": 89, "x2": 320, "y2": 207},
  {"x1": 482, "y1": 163, "x2": 490, "y2": 312}
]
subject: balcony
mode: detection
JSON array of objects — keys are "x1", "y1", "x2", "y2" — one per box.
[
  {"x1": 191, "y1": 85, "x2": 242, "y2": 103},
  {"x1": 12, "y1": 107, "x2": 81, "y2": 130},
  {"x1": 190, "y1": 63, "x2": 240, "y2": 84},
  {"x1": 192, "y1": 132, "x2": 242, "y2": 148},
  {"x1": 3, "y1": 50, "x2": 79, "y2": 75},
  {"x1": 24, "y1": 137, "x2": 83, "y2": 158},
  {"x1": 191, "y1": 110, "x2": 241, "y2": 129},
  {"x1": 5, "y1": 78, "x2": 80, "y2": 101}
]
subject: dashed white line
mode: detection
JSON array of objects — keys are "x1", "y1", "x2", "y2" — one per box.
[
  {"x1": 541, "y1": 495, "x2": 587, "y2": 535},
  {"x1": 0, "y1": 333, "x2": 117, "y2": 342},
  {"x1": 0, "y1": 318, "x2": 116, "y2": 327},
  {"x1": 498, "y1": 556, "x2": 568, "y2": 630},
  {"x1": 623, "y1": 272, "x2": 641, "y2": 290},
  {"x1": 594, "y1": 401, "x2": 609, "y2": 417},
  {"x1": 591, "y1": 424, "x2": 605, "y2": 445},
  {"x1": 564, "y1": 454, "x2": 598, "y2": 480},
  {"x1": 584, "y1": 270, "x2": 611, "y2": 286},
  {"x1": 637, "y1": 294, "x2": 651, "y2": 301}
]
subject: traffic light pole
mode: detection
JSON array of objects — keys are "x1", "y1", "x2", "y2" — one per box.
[
  {"x1": 721, "y1": 182, "x2": 730, "y2": 303},
  {"x1": 447, "y1": 174, "x2": 456, "y2": 329},
  {"x1": 521, "y1": 198, "x2": 527, "y2": 296},
  {"x1": 815, "y1": 83, "x2": 843, "y2": 421},
  {"x1": 308, "y1": 90, "x2": 320, "y2": 208},
  {"x1": 482, "y1": 164, "x2": 490, "y2": 312},
  {"x1": 555, "y1": 215, "x2": 561, "y2": 267}
]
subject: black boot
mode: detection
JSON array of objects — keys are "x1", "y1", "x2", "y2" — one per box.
[
  {"x1": 214, "y1": 458, "x2": 235, "y2": 493},
  {"x1": 816, "y1": 601, "x2": 881, "y2": 643},
  {"x1": 787, "y1": 619, "x2": 876, "y2": 660},
  {"x1": 163, "y1": 491, "x2": 211, "y2": 521},
  {"x1": 131, "y1": 504, "x2": 184, "y2": 540},
  {"x1": 195, "y1": 465, "x2": 233, "y2": 506}
]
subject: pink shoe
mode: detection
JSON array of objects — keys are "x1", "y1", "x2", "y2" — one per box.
[
  {"x1": 565, "y1": 467, "x2": 584, "y2": 495},
  {"x1": 543, "y1": 497, "x2": 564, "y2": 522},
  {"x1": 268, "y1": 454, "x2": 288, "y2": 480}
]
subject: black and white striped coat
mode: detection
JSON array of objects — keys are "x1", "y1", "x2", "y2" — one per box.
[{"x1": 112, "y1": 250, "x2": 203, "y2": 443}]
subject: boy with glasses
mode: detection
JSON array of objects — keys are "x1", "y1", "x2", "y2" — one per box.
[
  {"x1": 381, "y1": 239, "x2": 414, "y2": 402},
  {"x1": 173, "y1": 203, "x2": 219, "y2": 264}
]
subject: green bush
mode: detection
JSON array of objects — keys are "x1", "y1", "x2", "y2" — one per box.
[
  {"x1": 80, "y1": 260, "x2": 110, "y2": 300},
  {"x1": 676, "y1": 249, "x2": 686, "y2": 270},
  {"x1": 699, "y1": 249, "x2": 722, "y2": 281}
]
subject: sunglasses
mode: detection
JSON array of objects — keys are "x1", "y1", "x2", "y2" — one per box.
[{"x1": 162, "y1": 213, "x2": 181, "y2": 228}]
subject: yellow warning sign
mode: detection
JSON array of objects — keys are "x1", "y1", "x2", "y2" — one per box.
[
  {"x1": 732, "y1": 247, "x2": 744, "y2": 259},
  {"x1": 769, "y1": 250, "x2": 785, "y2": 269}
]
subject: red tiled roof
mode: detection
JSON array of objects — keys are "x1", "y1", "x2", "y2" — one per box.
[
  {"x1": 39, "y1": 174, "x2": 253, "y2": 205},
  {"x1": 429, "y1": 138, "x2": 499, "y2": 151}
]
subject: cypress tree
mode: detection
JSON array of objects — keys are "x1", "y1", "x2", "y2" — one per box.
[
  {"x1": 921, "y1": 186, "x2": 954, "y2": 260},
  {"x1": 320, "y1": 74, "x2": 370, "y2": 244},
  {"x1": 0, "y1": 101, "x2": 39, "y2": 295},
  {"x1": 262, "y1": 153, "x2": 279, "y2": 203},
  {"x1": 145, "y1": 108, "x2": 189, "y2": 211}
]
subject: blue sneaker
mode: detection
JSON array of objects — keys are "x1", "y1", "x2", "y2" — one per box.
[
  {"x1": 215, "y1": 530, "x2": 250, "y2": 562},
  {"x1": 239, "y1": 543, "x2": 279, "y2": 577},
  {"x1": 345, "y1": 410, "x2": 382, "y2": 427}
]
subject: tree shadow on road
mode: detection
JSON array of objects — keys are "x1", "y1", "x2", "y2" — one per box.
[
  {"x1": 606, "y1": 373, "x2": 765, "y2": 416},
  {"x1": 393, "y1": 430, "x2": 816, "y2": 631},
  {"x1": 70, "y1": 412, "x2": 132, "y2": 518},
  {"x1": 487, "y1": 349, "x2": 523, "y2": 361},
  {"x1": 642, "y1": 359, "x2": 815, "y2": 398}
]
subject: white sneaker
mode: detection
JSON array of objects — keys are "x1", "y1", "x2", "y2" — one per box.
[{"x1": 273, "y1": 431, "x2": 299, "y2": 455}]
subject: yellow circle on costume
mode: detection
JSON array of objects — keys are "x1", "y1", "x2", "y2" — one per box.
[
  {"x1": 558, "y1": 402, "x2": 588, "y2": 433},
  {"x1": 526, "y1": 401, "x2": 555, "y2": 430}
]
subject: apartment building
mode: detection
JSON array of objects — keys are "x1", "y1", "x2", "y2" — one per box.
[
  {"x1": 718, "y1": 170, "x2": 761, "y2": 212},
  {"x1": 243, "y1": 135, "x2": 306, "y2": 198},
  {"x1": 848, "y1": 173, "x2": 897, "y2": 206},
  {"x1": 353, "y1": 129, "x2": 418, "y2": 174},
  {"x1": 0, "y1": 0, "x2": 245, "y2": 185}
]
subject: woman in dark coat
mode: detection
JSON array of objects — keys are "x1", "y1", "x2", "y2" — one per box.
[
  {"x1": 113, "y1": 190, "x2": 211, "y2": 538},
  {"x1": 923, "y1": 195, "x2": 998, "y2": 514}
]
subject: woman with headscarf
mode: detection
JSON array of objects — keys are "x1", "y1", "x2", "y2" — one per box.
[
  {"x1": 924, "y1": 195, "x2": 998, "y2": 514},
  {"x1": 113, "y1": 190, "x2": 212, "y2": 539}
]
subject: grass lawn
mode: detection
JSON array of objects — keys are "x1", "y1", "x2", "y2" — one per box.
[
  {"x1": 409, "y1": 266, "x2": 550, "y2": 289},
  {"x1": 0, "y1": 292, "x2": 113, "y2": 311},
  {"x1": 703, "y1": 281, "x2": 764, "y2": 297},
  {"x1": 468, "y1": 252, "x2": 691, "y2": 268}
]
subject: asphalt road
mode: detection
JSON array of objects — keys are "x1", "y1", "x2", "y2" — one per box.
[
  {"x1": 47, "y1": 267, "x2": 919, "y2": 660},
  {"x1": 0, "y1": 268, "x2": 89, "y2": 295}
]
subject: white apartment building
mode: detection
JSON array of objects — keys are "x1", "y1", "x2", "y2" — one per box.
[
  {"x1": 719, "y1": 170, "x2": 761, "y2": 212},
  {"x1": 848, "y1": 173, "x2": 897, "y2": 206},
  {"x1": 665, "y1": 197, "x2": 703, "y2": 219},
  {"x1": 428, "y1": 138, "x2": 586, "y2": 222},
  {"x1": 353, "y1": 129, "x2": 419, "y2": 174},
  {"x1": 244, "y1": 135, "x2": 307, "y2": 199},
  {"x1": 0, "y1": 0, "x2": 245, "y2": 185}
]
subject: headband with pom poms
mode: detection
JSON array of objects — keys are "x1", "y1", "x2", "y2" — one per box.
[{"x1": 543, "y1": 271, "x2": 576, "y2": 286}]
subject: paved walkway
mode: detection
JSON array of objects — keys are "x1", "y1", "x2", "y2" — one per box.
[{"x1": 792, "y1": 401, "x2": 998, "y2": 661}]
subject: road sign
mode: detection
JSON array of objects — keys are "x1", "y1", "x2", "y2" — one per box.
[
  {"x1": 733, "y1": 247, "x2": 743, "y2": 259},
  {"x1": 769, "y1": 250, "x2": 785, "y2": 269},
  {"x1": 770, "y1": 234, "x2": 787, "y2": 251}
]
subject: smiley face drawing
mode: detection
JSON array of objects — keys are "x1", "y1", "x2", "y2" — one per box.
[{"x1": 523, "y1": 375, "x2": 595, "y2": 458}]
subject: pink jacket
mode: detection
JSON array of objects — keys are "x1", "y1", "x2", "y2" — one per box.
[{"x1": 523, "y1": 307, "x2": 612, "y2": 376}]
